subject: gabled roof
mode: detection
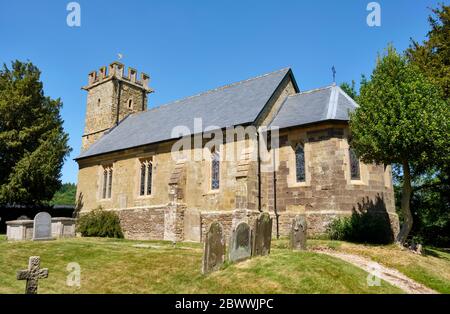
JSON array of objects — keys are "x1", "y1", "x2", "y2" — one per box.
[
  {"x1": 77, "y1": 68, "x2": 295, "y2": 160},
  {"x1": 269, "y1": 84, "x2": 358, "y2": 130}
]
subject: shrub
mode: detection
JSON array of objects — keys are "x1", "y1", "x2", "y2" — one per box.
[
  {"x1": 326, "y1": 211, "x2": 394, "y2": 244},
  {"x1": 76, "y1": 207, "x2": 124, "y2": 238}
]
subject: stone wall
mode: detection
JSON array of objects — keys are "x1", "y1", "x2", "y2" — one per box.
[{"x1": 116, "y1": 207, "x2": 165, "y2": 240}]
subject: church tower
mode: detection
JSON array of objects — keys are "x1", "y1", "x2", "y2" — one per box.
[{"x1": 81, "y1": 62, "x2": 153, "y2": 151}]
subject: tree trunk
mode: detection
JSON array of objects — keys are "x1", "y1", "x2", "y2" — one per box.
[{"x1": 396, "y1": 160, "x2": 413, "y2": 245}]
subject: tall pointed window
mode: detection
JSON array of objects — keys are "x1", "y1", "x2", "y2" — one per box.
[
  {"x1": 349, "y1": 148, "x2": 361, "y2": 180},
  {"x1": 295, "y1": 144, "x2": 306, "y2": 183},
  {"x1": 101, "y1": 165, "x2": 113, "y2": 199},
  {"x1": 211, "y1": 149, "x2": 220, "y2": 190},
  {"x1": 139, "y1": 159, "x2": 153, "y2": 196}
]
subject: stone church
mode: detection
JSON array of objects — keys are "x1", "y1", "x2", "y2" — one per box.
[{"x1": 75, "y1": 62, "x2": 399, "y2": 242}]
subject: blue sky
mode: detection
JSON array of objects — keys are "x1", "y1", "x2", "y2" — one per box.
[{"x1": 0, "y1": 0, "x2": 444, "y2": 183}]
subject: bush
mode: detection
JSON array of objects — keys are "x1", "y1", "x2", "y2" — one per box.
[
  {"x1": 77, "y1": 208, "x2": 124, "y2": 238},
  {"x1": 326, "y1": 211, "x2": 394, "y2": 244}
]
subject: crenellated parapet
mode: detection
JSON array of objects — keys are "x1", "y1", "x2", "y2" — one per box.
[{"x1": 83, "y1": 61, "x2": 153, "y2": 93}]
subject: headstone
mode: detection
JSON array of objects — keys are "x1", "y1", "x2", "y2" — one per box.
[
  {"x1": 32, "y1": 212, "x2": 53, "y2": 241},
  {"x1": 229, "y1": 222, "x2": 252, "y2": 263},
  {"x1": 290, "y1": 215, "x2": 307, "y2": 250},
  {"x1": 16, "y1": 256, "x2": 49, "y2": 294},
  {"x1": 202, "y1": 222, "x2": 225, "y2": 274},
  {"x1": 252, "y1": 212, "x2": 273, "y2": 256}
]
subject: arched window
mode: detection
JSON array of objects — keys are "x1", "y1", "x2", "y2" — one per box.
[
  {"x1": 349, "y1": 148, "x2": 361, "y2": 180},
  {"x1": 128, "y1": 99, "x2": 133, "y2": 109},
  {"x1": 295, "y1": 144, "x2": 306, "y2": 183},
  {"x1": 139, "y1": 159, "x2": 153, "y2": 196},
  {"x1": 101, "y1": 165, "x2": 113, "y2": 199},
  {"x1": 211, "y1": 149, "x2": 220, "y2": 190}
]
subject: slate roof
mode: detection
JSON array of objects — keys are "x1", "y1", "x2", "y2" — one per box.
[
  {"x1": 269, "y1": 85, "x2": 358, "y2": 130},
  {"x1": 77, "y1": 68, "x2": 295, "y2": 160}
]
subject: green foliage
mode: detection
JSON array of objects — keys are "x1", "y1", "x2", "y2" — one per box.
[
  {"x1": 327, "y1": 212, "x2": 394, "y2": 244},
  {"x1": 50, "y1": 183, "x2": 77, "y2": 206},
  {"x1": 407, "y1": 4, "x2": 450, "y2": 100},
  {"x1": 340, "y1": 80, "x2": 359, "y2": 102},
  {"x1": 394, "y1": 169, "x2": 450, "y2": 247},
  {"x1": 350, "y1": 46, "x2": 449, "y2": 168},
  {"x1": 0, "y1": 60, "x2": 71, "y2": 206},
  {"x1": 76, "y1": 208, "x2": 124, "y2": 238}
]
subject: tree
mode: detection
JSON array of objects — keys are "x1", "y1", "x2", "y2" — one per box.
[
  {"x1": 407, "y1": 4, "x2": 450, "y2": 100},
  {"x1": 50, "y1": 183, "x2": 77, "y2": 206},
  {"x1": 340, "y1": 80, "x2": 359, "y2": 102},
  {"x1": 0, "y1": 60, "x2": 71, "y2": 206},
  {"x1": 349, "y1": 46, "x2": 449, "y2": 244}
]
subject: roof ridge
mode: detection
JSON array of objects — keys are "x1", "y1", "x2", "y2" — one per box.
[
  {"x1": 289, "y1": 85, "x2": 333, "y2": 97},
  {"x1": 145, "y1": 67, "x2": 291, "y2": 113}
]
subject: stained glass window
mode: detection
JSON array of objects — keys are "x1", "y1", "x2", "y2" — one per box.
[
  {"x1": 295, "y1": 144, "x2": 306, "y2": 182},
  {"x1": 349, "y1": 148, "x2": 361, "y2": 180},
  {"x1": 211, "y1": 150, "x2": 220, "y2": 190}
]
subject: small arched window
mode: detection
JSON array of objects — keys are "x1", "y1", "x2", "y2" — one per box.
[
  {"x1": 295, "y1": 144, "x2": 306, "y2": 182},
  {"x1": 97, "y1": 98, "x2": 101, "y2": 106},
  {"x1": 211, "y1": 149, "x2": 220, "y2": 190},
  {"x1": 128, "y1": 99, "x2": 133, "y2": 109},
  {"x1": 349, "y1": 148, "x2": 361, "y2": 180}
]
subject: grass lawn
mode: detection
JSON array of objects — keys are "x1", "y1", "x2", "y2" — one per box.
[
  {"x1": 307, "y1": 239, "x2": 450, "y2": 294},
  {"x1": 0, "y1": 235, "x2": 403, "y2": 294}
]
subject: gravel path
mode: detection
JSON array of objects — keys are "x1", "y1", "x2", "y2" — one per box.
[{"x1": 312, "y1": 248, "x2": 438, "y2": 294}]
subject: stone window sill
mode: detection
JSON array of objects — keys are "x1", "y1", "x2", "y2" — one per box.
[{"x1": 350, "y1": 180, "x2": 366, "y2": 186}]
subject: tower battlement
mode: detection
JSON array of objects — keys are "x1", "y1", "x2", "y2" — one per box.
[{"x1": 83, "y1": 61, "x2": 153, "y2": 93}]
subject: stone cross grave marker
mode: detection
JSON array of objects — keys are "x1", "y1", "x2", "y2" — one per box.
[
  {"x1": 252, "y1": 212, "x2": 273, "y2": 256},
  {"x1": 229, "y1": 222, "x2": 252, "y2": 263},
  {"x1": 290, "y1": 215, "x2": 307, "y2": 250},
  {"x1": 32, "y1": 212, "x2": 53, "y2": 241},
  {"x1": 202, "y1": 222, "x2": 225, "y2": 274},
  {"x1": 16, "y1": 256, "x2": 49, "y2": 294}
]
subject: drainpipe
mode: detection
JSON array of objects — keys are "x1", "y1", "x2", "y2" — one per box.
[
  {"x1": 272, "y1": 145, "x2": 280, "y2": 239},
  {"x1": 257, "y1": 130, "x2": 262, "y2": 212}
]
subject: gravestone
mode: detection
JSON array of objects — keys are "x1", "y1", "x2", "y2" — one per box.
[
  {"x1": 229, "y1": 222, "x2": 252, "y2": 263},
  {"x1": 32, "y1": 212, "x2": 53, "y2": 241},
  {"x1": 290, "y1": 215, "x2": 307, "y2": 250},
  {"x1": 16, "y1": 256, "x2": 49, "y2": 294},
  {"x1": 202, "y1": 222, "x2": 225, "y2": 274},
  {"x1": 252, "y1": 212, "x2": 273, "y2": 256}
]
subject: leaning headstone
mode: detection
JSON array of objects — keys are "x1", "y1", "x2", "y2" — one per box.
[
  {"x1": 229, "y1": 222, "x2": 252, "y2": 263},
  {"x1": 252, "y1": 212, "x2": 273, "y2": 256},
  {"x1": 32, "y1": 212, "x2": 53, "y2": 241},
  {"x1": 16, "y1": 256, "x2": 49, "y2": 294},
  {"x1": 202, "y1": 222, "x2": 225, "y2": 274},
  {"x1": 290, "y1": 215, "x2": 307, "y2": 250}
]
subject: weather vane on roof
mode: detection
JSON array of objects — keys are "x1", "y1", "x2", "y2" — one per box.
[{"x1": 332, "y1": 66, "x2": 336, "y2": 84}]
